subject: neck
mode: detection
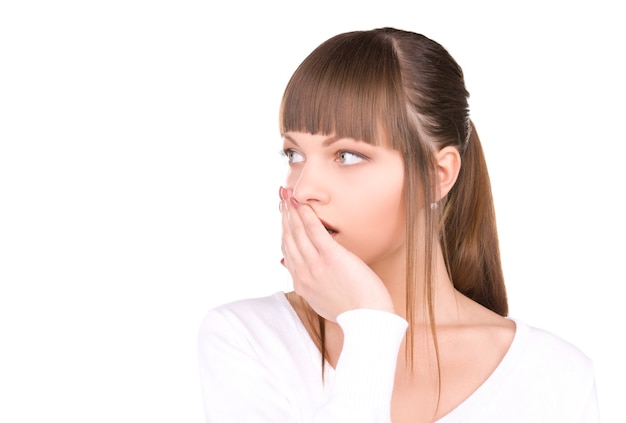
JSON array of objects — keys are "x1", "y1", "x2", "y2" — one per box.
[{"x1": 370, "y1": 240, "x2": 461, "y2": 326}]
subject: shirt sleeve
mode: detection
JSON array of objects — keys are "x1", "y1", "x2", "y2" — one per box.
[
  {"x1": 198, "y1": 307, "x2": 408, "y2": 423},
  {"x1": 314, "y1": 309, "x2": 409, "y2": 422}
]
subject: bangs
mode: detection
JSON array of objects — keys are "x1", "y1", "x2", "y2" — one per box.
[{"x1": 280, "y1": 31, "x2": 406, "y2": 148}]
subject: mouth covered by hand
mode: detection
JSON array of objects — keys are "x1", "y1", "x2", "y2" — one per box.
[{"x1": 278, "y1": 186, "x2": 394, "y2": 321}]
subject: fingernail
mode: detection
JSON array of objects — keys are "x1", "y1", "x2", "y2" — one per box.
[
  {"x1": 280, "y1": 257, "x2": 285, "y2": 267},
  {"x1": 279, "y1": 186, "x2": 286, "y2": 200}
]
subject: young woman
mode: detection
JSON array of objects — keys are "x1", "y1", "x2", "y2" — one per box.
[{"x1": 198, "y1": 27, "x2": 599, "y2": 422}]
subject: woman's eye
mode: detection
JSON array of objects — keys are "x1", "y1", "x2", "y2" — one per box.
[
  {"x1": 281, "y1": 148, "x2": 305, "y2": 163},
  {"x1": 338, "y1": 151, "x2": 365, "y2": 165}
]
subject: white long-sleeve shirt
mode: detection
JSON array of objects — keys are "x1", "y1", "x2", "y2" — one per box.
[{"x1": 198, "y1": 292, "x2": 599, "y2": 422}]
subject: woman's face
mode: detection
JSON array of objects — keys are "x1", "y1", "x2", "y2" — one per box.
[{"x1": 282, "y1": 132, "x2": 406, "y2": 268}]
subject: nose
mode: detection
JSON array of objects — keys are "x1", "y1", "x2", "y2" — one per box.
[{"x1": 290, "y1": 163, "x2": 330, "y2": 206}]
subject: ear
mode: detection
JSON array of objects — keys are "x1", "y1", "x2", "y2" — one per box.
[{"x1": 435, "y1": 146, "x2": 461, "y2": 201}]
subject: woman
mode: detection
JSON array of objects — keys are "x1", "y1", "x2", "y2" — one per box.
[{"x1": 198, "y1": 27, "x2": 599, "y2": 422}]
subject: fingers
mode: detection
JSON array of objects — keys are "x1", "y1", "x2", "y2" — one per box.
[
  {"x1": 280, "y1": 194, "x2": 301, "y2": 266},
  {"x1": 280, "y1": 193, "x2": 324, "y2": 310},
  {"x1": 280, "y1": 187, "x2": 333, "y2": 295},
  {"x1": 295, "y1": 200, "x2": 334, "y2": 251},
  {"x1": 282, "y1": 187, "x2": 332, "y2": 249},
  {"x1": 284, "y1": 197, "x2": 321, "y2": 260},
  {"x1": 281, "y1": 188, "x2": 328, "y2": 258}
]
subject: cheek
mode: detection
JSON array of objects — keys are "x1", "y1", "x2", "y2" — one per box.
[
  {"x1": 376, "y1": 189, "x2": 406, "y2": 239},
  {"x1": 284, "y1": 167, "x2": 299, "y2": 188},
  {"x1": 343, "y1": 183, "x2": 406, "y2": 257}
]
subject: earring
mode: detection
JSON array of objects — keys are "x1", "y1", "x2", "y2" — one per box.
[{"x1": 430, "y1": 202, "x2": 438, "y2": 209}]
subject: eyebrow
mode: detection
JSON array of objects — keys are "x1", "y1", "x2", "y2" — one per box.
[{"x1": 282, "y1": 134, "x2": 342, "y2": 147}]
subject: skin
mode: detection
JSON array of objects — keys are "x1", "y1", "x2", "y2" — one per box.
[{"x1": 280, "y1": 131, "x2": 515, "y2": 422}]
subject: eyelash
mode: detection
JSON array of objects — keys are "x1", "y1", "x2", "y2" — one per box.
[
  {"x1": 280, "y1": 148, "x2": 368, "y2": 164},
  {"x1": 280, "y1": 148, "x2": 303, "y2": 163},
  {"x1": 338, "y1": 150, "x2": 367, "y2": 164}
]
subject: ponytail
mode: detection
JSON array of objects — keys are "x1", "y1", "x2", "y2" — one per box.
[{"x1": 441, "y1": 120, "x2": 508, "y2": 316}]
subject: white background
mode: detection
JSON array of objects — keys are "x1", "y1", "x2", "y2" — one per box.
[{"x1": 1, "y1": 0, "x2": 624, "y2": 421}]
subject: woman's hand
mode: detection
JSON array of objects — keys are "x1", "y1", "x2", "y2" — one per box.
[{"x1": 280, "y1": 187, "x2": 394, "y2": 322}]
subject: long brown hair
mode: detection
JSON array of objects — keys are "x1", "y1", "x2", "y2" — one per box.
[{"x1": 279, "y1": 27, "x2": 507, "y2": 374}]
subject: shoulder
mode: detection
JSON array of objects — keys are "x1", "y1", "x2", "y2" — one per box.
[
  {"x1": 199, "y1": 291, "x2": 290, "y2": 337},
  {"x1": 201, "y1": 292, "x2": 286, "y2": 322},
  {"x1": 448, "y1": 319, "x2": 599, "y2": 422},
  {"x1": 512, "y1": 318, "x2": 594, "y2": 374},
  {"x1": 486, "y1": 319, "x2": 600, "y2": 420},
  {"x1": 506, "y1": 319, "x2": 597, "y2": 408},
  {"x1": 197, "y1": 293, "x2": 316, "y2": 420},
  {"x1": 198, "y1": 291, "x2": 303, "y2": 359}
]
